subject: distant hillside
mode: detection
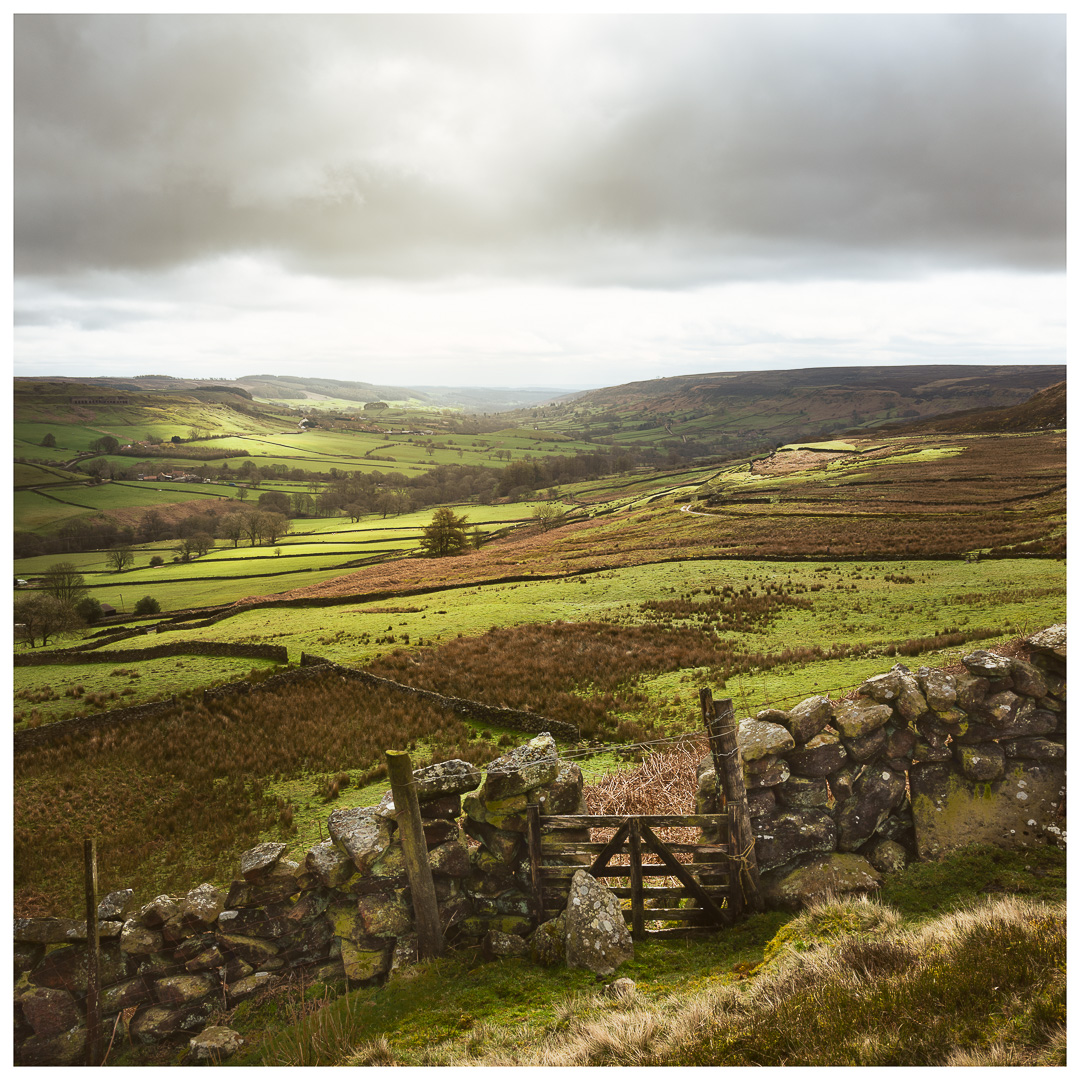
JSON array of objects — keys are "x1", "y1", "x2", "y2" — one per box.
[
  {"x1": 233, "y1": 375, "x2": 573, "y2": 413},
  {"x1": 559, "y1": 365, "x2": 1063, "y2": 416},
  {"x1": 871, "y1": 380, "x2": 1066, "y2": 435}
]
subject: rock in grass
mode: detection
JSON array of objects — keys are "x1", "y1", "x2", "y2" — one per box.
[
  {"x1": 530, "y1": 914, "x2": 567, "y2": 966},
  {"x1": 482, "y1": 930, "x2": 530, "y2": 961},
  {"x1": 189, "y1": 1026, "x2": 244, "y2": 1063},
  {"x1": 761, "y1": 853, "x2": 882, "y2": 911},
  {"x1": 564, "y1": 871, "x2": 634, "y2": 977}
]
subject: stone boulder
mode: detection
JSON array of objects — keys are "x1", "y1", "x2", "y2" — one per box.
[
  {"x1": 97, "y1": 889, "x2": 135, "y2": 922},
  {"x1": 953, "y1": 742, "x2": 1006, "y2": 783},
  {"x1": 866, "y1": 838, "x2": 908, "y2": 875},
  {"x1": 328, "y1": 806, "x2": 392, "y2": 872},
  {"x1": 909, "y1": 760, "x2": 1067, "y2": 859},
  {"x1": 785, "y1": 729, "x2": 847, "y2": 777},
  {"x1": 412, "y1": 759, "x2": 483, "y2": 801},
  {"x1": 760, "y1": 853, "x2": 882, "y2": 911},
  {"x1": 841, "y1": 726, "x2": 889, "y2": 763},
  {"x1": 753, "y1": 808, "x2": 837, "y2": 872},
  {"x1": 774, "y1": 775, "x2": 829, "y2": 809},
  {"x1": 563, "y1": 871, "x2": 634, "y2": 976},
  {"x1": 835, "y1": 765, "x2": 907, "y2": 851},
  {"x1": 189, "y1": 1026, "x2": 244, "y2": 1063},
  {"x1": 534, "y1": 761, "x2": 586, "y2": 815},
  {"x1": 742, "y1": 755, "x2": 791, "y2": 789},
  {"x1": 916, "y1": 668, "x2": 957, "y2": 713},
  {"x1": 182, "y1": 883, "x2": 227, "y2": 927},
  {"x1": 306, "y1": 838, "x2": 356, "y2": 889},
  {"x1": 962, "y1": 650, "x2": 1013, "y2": 679},
  {"x1": 737, "y1": 718, "x2": 796, "y2": 760},
  {"x1": 239, "y1": 842, "x2": 288, "y2": 881},
  {"x1": 783, "y1": 695, "x2": 834, "y2": 744},
  {"x1": 18, "y1": 986, "x2": 82, "y2": 1039},
  {"x1": 480, "y1": 734, "x2": 559, "y2": 801},
  {"x1": 832, "y1": 698, "x2": 893, "y2": 739},
  {"x1": 530, "y1": 913, "x2": 567, "y2": 966},
  {"x1": 482, "y1": 930, "x2": 530, "y2": 961},
  {"x1": 1009, "y1": 659, "x2": 1048, "y2": 699}
]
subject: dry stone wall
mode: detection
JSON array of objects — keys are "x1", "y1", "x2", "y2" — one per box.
[
  {"x1": 13, "y1": 629, "x2": 1066, "y2": 1062},
  {"x1": 13, "y1": 733, "x2": 583, "y2": 1065},
  {"x1": 696, "y1": 626, "x2": 1066, "y2": 909},
  {"x1": 14, "y1": 642, "x2": 288, "y2": 667}
]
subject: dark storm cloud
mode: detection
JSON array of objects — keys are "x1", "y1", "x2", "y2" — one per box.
[{"x1": 14, "y1": 13, "x2": 1064, "y2": 286}]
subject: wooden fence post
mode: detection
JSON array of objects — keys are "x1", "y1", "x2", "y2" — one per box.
[
  {"x1": 628, "y1": 817, "x2": 646, "y2": 940},
  {"x1": 385, "y1": 750, "x2": 445, "y2": 959},
  {"x1": 700, "y1": 690, "x2": 763, "y2": 914},
  {"x1": 526, "y1": 803, "x2": 544, "y2": 920},
  {"x1": 84, "y1": 839, "x2": 102, "y2": 1067}
]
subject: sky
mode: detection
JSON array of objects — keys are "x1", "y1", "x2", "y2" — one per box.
[{"x1": 11, "y1": 12, "x2": 1066, "y2": 391}]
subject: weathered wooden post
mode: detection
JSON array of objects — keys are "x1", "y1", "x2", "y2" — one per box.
[
  {"x1": 700, "y1": 689, "x2": 763, "y2": 914},
  {"x1": 526, "y1": 803, "x2": 544, "y2": 920},
  {"x1": 385, "y1": 750, "x2": 445, "y2": 959},
  {"x1": 84, "y1": 838, "x2": 102, "y2": 1066},
  {"x1": 628, "y1": 818, "x2": 646, "y2": 939}
]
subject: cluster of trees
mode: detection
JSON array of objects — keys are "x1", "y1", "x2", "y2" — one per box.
[
  {"x1": 14, "y1": 564, "x2": 100, "y2": 647},
  {"x1": 13, "y1": 562, "x2": 164, "y2": 647}
]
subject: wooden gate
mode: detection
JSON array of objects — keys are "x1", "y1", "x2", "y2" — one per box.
[
  {"x1": 526, "y1": 807, "x2": 735, "y2": 937},
  {"x1": 524, "y1": 691, "x2": 762, "y2": 937}
]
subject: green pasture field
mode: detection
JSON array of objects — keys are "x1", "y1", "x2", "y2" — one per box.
[
  {"x1": 779, "y1": 440, "x2": 859, "y2": 451},
  {"x1": 13, "y1": 655, "x2": 283, "y2": 727},
  {"x1": 14, "y1": 420, "x2": 126, "y2": 454},
  {"x1": 13, "y1": 489, "x2": 102, "y2": 533},
  {"x1": 14, "y1": 482, "x2": 230, "y2": 534},
  {"x1": 13, "y1": 462, "x2": 87, "y2": 487},
  {"x1": 20, "y1": 555, "x2": 1062, "y2": 733},
  {"x1": 12, "y1": 502, "x2": 544, "y2": 593}
]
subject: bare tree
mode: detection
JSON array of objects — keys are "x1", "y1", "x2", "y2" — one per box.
[
  {"x1": 14, "y1": 595, "x2": 82, "y2": 647},
  {"x1": 220, "y1": 513, "x2": 246, "y2": 548},
  {"x1": 105, "y1": 545, "x2": 135, "y2": 573},
  {"x1": 261, "y1": 513, "x2": 289, "y2": 545},
  {"x1": 41, "y1": 562, "x2": 88, "y2": 605},
  {"x1": 243, "y1": 511, "x2": 268, "y2": 546}
]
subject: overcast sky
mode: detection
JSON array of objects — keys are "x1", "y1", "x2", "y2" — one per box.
[{"x1": 12, "y1": 13, "x2": 1065, "y2": 390}]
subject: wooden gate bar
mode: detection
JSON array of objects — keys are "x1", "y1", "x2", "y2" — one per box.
[
  {"x1": 587, "y1": 820, "x2": 631, "y2": 877},
  {"x1": 526, "y1": 803, "x2": 543, "y2": 919},
  {"x1": 539, "y1": 813, "x2": 728, "y2": 829},
  {"x1": 639, "y1": 821, "x2": 729, "y2": 926}
]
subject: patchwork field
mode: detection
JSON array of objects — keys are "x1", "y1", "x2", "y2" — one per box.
[{"x1": 11, "y1": 371, "x2": 1067, "y2": 936}]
